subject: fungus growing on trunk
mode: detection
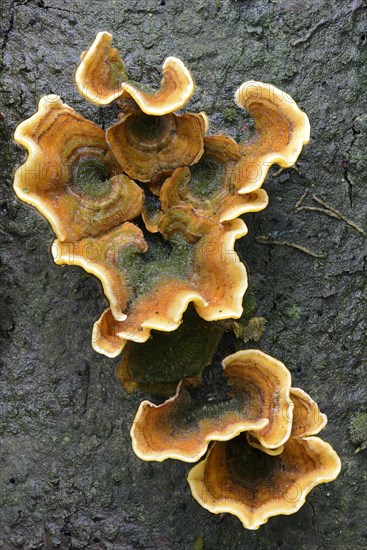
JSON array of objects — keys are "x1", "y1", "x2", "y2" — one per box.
[
  {"x1": 75, "y1": 32, "x2": 194, "y2": 114},
  {"x1": 140, "y1": 81, "x2": 310, "y2": 229},
  {"x1": 106, "y1": 108, "x2": 206, "y2": 182},
  {"x1": 188, "y1": 434, "x2": 340, "y2": 530},
  {"x1": 90, "y1": 207, "x2": 248, "y2": 357},
  {"x1": 13, "y1": 96, "x2": 144, "y2": 242},
  {"x1": 130, "y1": 350, "x2": 293, "y2": 462},
  {"x1": 187, "y1": 379, "x2": 340, "y2": 529},
  {"x1": 116, "y1": 306, "x2": 224, "y2": 396},
  {"x1": 159, "y1": 135, "x2": 269, "y2": 226},
  {"x1": 14, "y1": 34, "x2": 311, "y2": 360},
  {"x1": 12, "y1": 29, "x2": 341, "y2": 534},
  {"x1": 233, "y1": 80, "x2": 311, "y2": 193}
]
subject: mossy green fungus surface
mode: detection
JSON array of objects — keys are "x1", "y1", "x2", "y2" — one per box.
[
  {"x1": 112, "y1": 57, "x2": 128, "y2": 86},
  {"x1": 188, "y1": 158, "x2": 224, "y2": 199},
  {"x1": 117, "y1": 232, "x2": 195, "y2": 307},
  {"x1": 124, "y1": 80, "x2": 155, "y2": 94},
  {"x1": 117, "y1": 306, "x2": 224, "y2": 396},
  {"x1": 73, "y1": 157, "x2": 112, "y2": 198}
]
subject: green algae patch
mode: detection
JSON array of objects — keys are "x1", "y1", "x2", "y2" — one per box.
[
  {"x1": 188, "y1": 159, "x2": 224, "y2": 199},
  {"x1": 350, "y1": 412, "x2": 367, "y2": 451}
]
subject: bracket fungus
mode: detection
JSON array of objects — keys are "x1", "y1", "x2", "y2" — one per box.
[
  {"x1": 75, "y1": 32, "x2": 194, "y2": 114},
  {"x1": 138, "y1": 81, "x2": 310, "y2": 230},
  {"x1": 14, "y1": 32, "x2": 340, "y2": 529},
  {"x1": 289, "y1": 387, "x2": 328, "y2": 438},
  {"x1": 14, "y1": 32, "x2": 311, "y2": 358},
  {"x1": 131, "y1": 350, "x2": 294, "y2": 462},
  {"x1": 106, "y1": 109, "x2": 206, "y2": 183},
  {"x1": 13, "y1": 96, "x2": 144, "y2": 242},
  {"x1": 233, "y1": 81, "x2": 311, "y2": 193},
  {"x1": 245, "y1": 387, "x2": 328, "y2": 456},
  {"x1": 91, "y1": 207, "x2": 248, "y2": 357},
  {"x1": 159, "y1": 135, "x2": 269, "y2": 226},
  {"x1": 157, "y1": 81, "x2": 310, "y2": 225},
  {"x1": 12, "y1": 31, "x2": 339, "y2": 532},
  {"x1": 187, "y1": 379, "x2": 341, "y2": 530}
]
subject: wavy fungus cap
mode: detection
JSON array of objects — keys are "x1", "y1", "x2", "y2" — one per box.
[
  {"x1": 75, "y1": 32, "x2": 195, "y2": 114},
  {"x1": 130, "y1": 350, "x2": 293, "y2": 462},
  {"x1": 158, "y1": 135, "x2": 269, "y2": 227},
  {"x1": 188, "y1": 435, "x2": 340, "y2": 530},
  {"x1": 246, "y1": 387, "x2": 328, "y2": 456},
  {"x1": 52, "y1": 222, "x2": 147, "y2": 322},
  {"x1": 187, "y1": 382, "x2": 340, "y2": 530},
  {"x1": 233, "y1": 81, "x2": 311, "y2": 193},
  {"x1": 290, "y1": 387, "x2": 328, "y2": 438},
  {"x1": 149, "y1": 77, "x2": 310, "y2": 229},
  {"x1": 55, "y1": 206, "x2": 248, "y2": 357},
  {"x1": 13, "y1": 96, "x2": 144, "y2": 242},
  {"x1": 106, "y1": 109, "x2": 206, "y2": 182}
]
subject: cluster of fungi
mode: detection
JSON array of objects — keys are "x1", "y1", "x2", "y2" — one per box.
[{"x1": 14, "y1": 32, "x2": 341, "y2": 529}]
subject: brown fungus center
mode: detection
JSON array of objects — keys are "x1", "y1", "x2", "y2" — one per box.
[
  {"x1": 126, "y1": 113, "x2": 175, "y2": 150},
  {"x1": 226, "y1": 435, "x2": 279, "y2": 487}
]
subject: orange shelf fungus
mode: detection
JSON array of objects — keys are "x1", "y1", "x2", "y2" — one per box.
[
  {"x1": 106, "y1": 109, "x2": 206, "y2": 182},
  {"x1": 222, "y1": 351, "x2": 294, "y2": 449},
  {"x1": 188, "y1": 380, "x2": 340, "y2": 530},
  {"x1": 290, "y1": 387, "x2": 328, "y2": 438},
  {"x1": 233, "y1": 81, "x2": 311, "y2": 193},
  {"x1": 75, "y1": 32, "x2": 195, "y2": 114},
  {"x1": 156, "y1": 82, "x2": 310, "y2": 227},
  {"x1": 246, "y1": 387, "x2": 327, "y2": 455},
  {"x1": 245, "y1": 433, "x2": 284, "y2": 456},
  {"x1": 52, "y1": 222, "x2": 147, "y2": 322},
  {"x1": 188, "y1": 434, "x2": 340, "y2": 530},
  {"x1": 14, "y1": 33, "x2": 312, "y2": 358},
  {"x1": 91, "y1": 207, "x2": 248, "y2": 357},
  {"x1": 130, "y1": 350, "x2": 293, "y2": 462},
  {"x1": 13, "y1": 31, "x2": 342, "y2": 533},
  {"x1": 159, "y1": 135, "x2": 269, "y2": 226},
  {"x1": 13, "y1": 95, "x2": 144, "y2": 242}
]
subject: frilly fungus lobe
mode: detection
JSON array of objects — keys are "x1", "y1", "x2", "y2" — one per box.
[
  {"x1": 75, "y1": 31, "x2": 194, "y2": 114},
  {"x1": 158, "y1": 135, "x2": 269, "y2": 228},
  {"x1": 14, "y1": 33, "x2": 311, "y2": 357},
  {"x1": 106, "y1": 108, "x2": 206, "y2": 183},
  {"x1": 13, "y1": 96, "x2": 144, "y2": 242},
  {"x1": 187, "y1": 373, "x2": 340, "y2": 530},
  {"x1": 233, "y1": 80, "x2": 311, "y2": 193},
  {"x1": 130, "y1": 350, "x2": 294, "y2": 462},
  {"x1": 91, "y1": 207, "x2": 248, "y2": 357},
  {"x1": 188, "y1": 434, "x2": 340, "y2": 530}
]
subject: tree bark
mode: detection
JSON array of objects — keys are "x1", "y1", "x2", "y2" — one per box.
[{"x1": 1, "y1": 1, "x2": 366, "y2": 548}]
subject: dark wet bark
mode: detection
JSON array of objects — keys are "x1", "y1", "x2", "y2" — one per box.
[{"x1": 1, "y1": 1, "x2": 366, "y2": 548}]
